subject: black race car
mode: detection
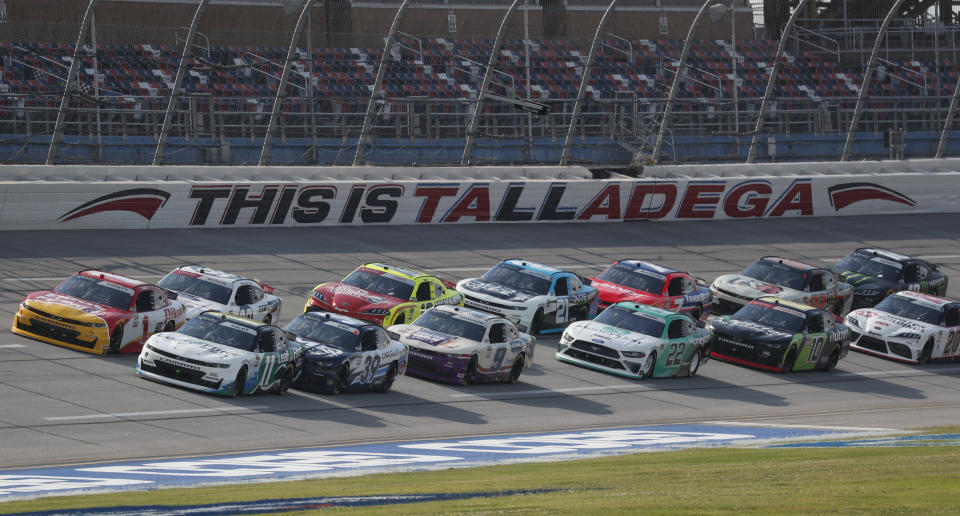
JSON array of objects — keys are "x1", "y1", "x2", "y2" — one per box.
[
  {"x1": 284, "y1": 311, "x2": 407, "y2": 394},
  {"x1": 830, "y1": 248, "x2": 948, "y2": 310}
]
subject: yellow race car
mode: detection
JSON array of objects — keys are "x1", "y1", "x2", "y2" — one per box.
[{"x1": 304, "y1": 263, "x2": 463, "y2": 326}]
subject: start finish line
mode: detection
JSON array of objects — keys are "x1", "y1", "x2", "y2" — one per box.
[{"x1": 0, "y1": 424, "x2": 881, "y2": 501}]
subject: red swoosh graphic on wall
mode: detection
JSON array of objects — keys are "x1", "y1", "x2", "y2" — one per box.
[
  {"x1": 59, "y1": 189, "x2": 171, "y2": 222},
  {"x1": 827, "y1": 183, "x2": 916, "y2": 211}
]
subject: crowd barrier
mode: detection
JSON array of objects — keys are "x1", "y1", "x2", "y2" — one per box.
[{"x1": 0, "y1": 163, "x2": 957, "y2": 230}]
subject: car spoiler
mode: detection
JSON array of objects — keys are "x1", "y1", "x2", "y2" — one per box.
[
  {"x1": 578, "y1": 274, "x2": 593, "y2": 286},
  {"x1": 441, "y1": 278, "x2": 457, "y2": 289},
  {"x1": 254, "y1": 279, "x2": 275, "y2": 295},
  {"x1": 160, "y1": 288, "x2": 179, "y2": 300}
]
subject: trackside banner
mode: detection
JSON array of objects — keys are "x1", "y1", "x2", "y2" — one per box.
[{"x1": 0, "y1": 175, "x2": 957, "y2": 230}]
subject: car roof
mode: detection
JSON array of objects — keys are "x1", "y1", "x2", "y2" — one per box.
[
  {"x1": 615, "y1": 260, "x2": 679, "y2": 277},
  {"x1": 196, "y1": 310, "x2": 269, "y2": 329},
  {"x1": 894, "y1": 290, "x2": 954, "y2": 307},
  {"x1": 361, "y1": 262, "x2": 431, "y2": 281},
  {"x1": 758, "y1": 256, "x2": 818, "y2": 271},
  {"x1": 752, "y1": 296, "x2": 816, "y2": 313},
  {"x1": 78, "y1": 270, "x2": 147, "y2": 289},
  {"x1": 501, "y1": 259, "x2": 567, "y2": 276},
  {"x1": 433, "y1": 304, "x2": 499, "y2": 322},
  {"x1": 299, "y1": 310, "x2": 375, "y2": 329},
  {"x1": 176, "y1": 265, "x2": 249, "y2": 285},
  {"x1": 851, "y1": 248, "x2": 912, "y2": 263}
]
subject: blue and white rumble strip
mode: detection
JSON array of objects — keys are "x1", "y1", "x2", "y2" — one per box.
[{"x1": 0, "y1": 424, "x2": 893, "y2": 502}]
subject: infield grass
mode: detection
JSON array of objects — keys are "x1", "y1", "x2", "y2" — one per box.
[{"x1": 3, "y1": 428, "x2": 960, "y2": 515}]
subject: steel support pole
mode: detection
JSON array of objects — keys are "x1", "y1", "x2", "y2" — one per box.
[
  {"x1": 651, "y1": 0, "x2": 713, "y2": 163},
  {"x1": 353, "y1": 0, "x2": 411, "y2": 166},
  {"x1": 936, "y1": 78, "x2": 960, "y2": 158},
  {"x1": 154, "y1": 0, "x2": 210, "y2": 165},
  {"x1": 46, "y1": 0, "x2": 100, "y2": 164},
  {"x1": 559, "y1": 0, "x2": 618, "y2": 165},
  {"x1": 258, "y1": 0, "x2": 314, "y2": 166},
  {"x1": 460, "y1": 0, "x2": 522, "y2": 166},
  {"x1": 746, "y1": 0, "x2": 808, "y2": 163},
  {"x1": 841, "y1": 0, "x2": 905, "y2": 162}
]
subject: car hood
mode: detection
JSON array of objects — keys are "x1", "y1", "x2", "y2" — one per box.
[
  {"x1": 710, "y1": 317, "x2": 795, "y2": 344},
  {"x1": 293, "y1": 336, "x2": 355, "y2": 362},
  {"x1": 564, "y1": 320, "x2": 662, "y2": 351},
  {"x1": 24, "y1": 291, "x2": 124, "y2": 324},
  {"x1": 830, "y1": 270, "x2": 895, "y2": 292},
  {"x1": 590, "y1": 280, "x2": 660, "y2": 305},
  {"x1": 712, "y1": 274, "x2": 800, "y2": 299},
  {"x1": 145, "y1": 332, "x2": 249, "y2": 362},
  {"x1": 456, "y1": 278, "x2": 539, "y2": 303},
  {"x1": 847, "y1": 309, "x2": 933, "y2": 337},
  {"x1": 318, "y1": 283, "x2": 404, "y2": 312},
  {"x1": 391, "y1": 324, "x2": 478, "y2": 353}
]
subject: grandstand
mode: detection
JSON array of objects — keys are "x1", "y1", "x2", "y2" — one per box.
[{"x1": 1, "y1": 0, "x2": 960, "y2": 167}]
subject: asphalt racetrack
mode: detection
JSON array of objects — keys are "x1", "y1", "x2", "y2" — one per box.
[{"x1": 1, "y1": 214, "x2": 959, "y2": 470}]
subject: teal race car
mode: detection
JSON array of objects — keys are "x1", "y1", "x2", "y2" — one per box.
[{"x1": 556, "y1": 302, "x2": 711, "y2": 379}]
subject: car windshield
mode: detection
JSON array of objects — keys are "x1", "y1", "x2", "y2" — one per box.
[
  {"x1": 596, "y1": 264, "x2": 664, "y2": 294},
  {"x1": 158, "y1": 272, "x2": 233, "y2": 305},
  {"x1": 55, "y1": 275, "x2": 133, "y2": 310},
  {"x1": 285, "y1": 315, "x2": 361, "y2": 351},
  {"x1": 342, "y1": 268, "x2": 414, "y2": 300},
  {"x1": 742, "y1": 259, "x2": 807, "y2": 290},
  {"x1": 593, "y1": 306, "x2": 665, "y2": 337},
  {"x1": 835, "y1": 253, "x2": 902, "y2": 280},
  {"x1": 875, "y1": 296, "x2": 943, "y2": 324},
  {"x1": 481, "y1": 263, "x2": 551, "y2": 295},
  {"x1": 412, "y1": 310, "x2": 486, "y2": 342},
  {"x1": 732, "y1": 303, "x2": 806, "y2": 333},
  {"x1": 178, "y1": 314, "x2": 259, "y2": 352}
]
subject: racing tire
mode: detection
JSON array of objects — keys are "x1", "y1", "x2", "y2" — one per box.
[
  {"x1": 163, "y1": 321, "x2": 175, "y2": 332},
  {"x1": 461, "y1": 355, "x2": 478, "y2": 385},
  {"x1": 332, "y1": 365, "x2": 349, "y2": 394},
  {"x1": 393, "y1": 314, "x2": 405, "y2": 326},
  {"x1": 688, "y1": 349, "x2": 702, "y2": 377},
  {"x1": 273, "y1": 366, "x2": 292, "y2": 395},
  {"x1": 530, "y1": 309, "x2": 544, "y2": 335},
  {"x1": 825, "y1": 347, "x2": 841, "y2": 371},
  {"x1": 641, "y1": 351, "x2": 657, "y2": 380},
  {"x1": 107, "y1": 327, "x2": 123, "y2": 355},
  {"x1": 375, "y1": 363, "x2": 397, "y2": 393},
  {"x1": 232, "y1": 366, "x2": 247, "y2": 397},
  {"x1": 263, "y1": 314, "x2": 272, "y2": 325},
  {"x1": 507, "y1": 353, "x2": 525, "y2": 384},
  {"x1": 918, "y1": 340, "x2": 934, "y2": 365},
  {"x1": 781, "y1": 349, "x2": 797, "y2": 374}
]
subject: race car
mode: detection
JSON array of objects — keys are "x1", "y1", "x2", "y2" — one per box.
[
  {"x1": 456, "y1": 259, "x2": 599, "y2": 334},
  {"x1": 157, "y1": 265, "x2": 281, "y2": 323},
  {"x1": 304, "y1": 263, "x2": 463, "y2": 327},
  {"x1": 11, "y1": 270, "x2": 186, "y2": 355},
  {"x1": 556, "y1": 302, "x2": 711, "y2": 379},
  {"x1": 830, "y1": 248, "x2": 948, "y2": 310},
  {"x1": 710, "y1": 256, "x2": 853, "y2": 316},
  {"x1": 389, "y1": 305, "x2": 535, "y2": 384},
  {"x1": 589, "y1": 260, "x2": 713, "y2": 322},
  {"x1": 137, "y1": 311, "x2": 304, "y2": 396},
  {"x1": 845, "y1": 291, "x2": 960, "y2": 364},
  {"x1": 286, "y1": 311, "x2": 407, "y2": 393},
  {"x1": 708, "y1": 297, "x2": 850, "y2": 373}
]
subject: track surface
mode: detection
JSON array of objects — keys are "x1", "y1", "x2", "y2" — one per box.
[{"x1": 2, "y1": 215, "x2": 959, "y2": 470}]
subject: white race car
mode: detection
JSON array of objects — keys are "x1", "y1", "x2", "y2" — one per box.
[
  {"x1": 137, "y1": 311, "x2": 304, "y2": 396},
  {"x1": 456, "y1": 259, "x2": 599, "y2": 334},
  {"x1": 710, "y1": 256, "x2": 853, "y2": 316},
  {"x1": 845, "y1": 291, "x2": 960, "y2": 364},
  {"x1": 157, "y1": 266, "x2": 281, "y2": 323},
  {"x1": 389, "y1": 305, "x2": 535, "y2": 384}
]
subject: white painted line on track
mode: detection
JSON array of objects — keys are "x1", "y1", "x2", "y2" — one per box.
[
  {"x1": 703, "y1": 421, "x2": 898, "y2": 432},
  {"x1": 45, "y1": 405, "x2": 269, "y2": 421},
  {"x1": 2, "y1": 274, "x2": 163, "y2": 283},
  {"x1": 0, "y1": 344, "x2": 26, "y2": 349}
]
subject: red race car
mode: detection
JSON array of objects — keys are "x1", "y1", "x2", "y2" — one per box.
[
  {"x1": 589, "y1": 260, "x2": 713, "y2": 322},
  {"x1": 12, "y1": 270, "x2": 187, "y2": 355}
]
